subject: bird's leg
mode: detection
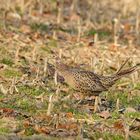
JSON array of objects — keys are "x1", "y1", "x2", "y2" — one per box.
[{"x1": 94, "y1": 96, "x2": 100, "y2": 113}]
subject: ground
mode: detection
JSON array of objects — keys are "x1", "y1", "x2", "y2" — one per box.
[{"x1": 0, "y1": 0, "x2": 140, "y2": 140}]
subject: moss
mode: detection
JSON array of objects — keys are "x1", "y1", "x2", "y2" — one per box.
[
  {"x1": 0, "y1": 94, "x2": 5, "y2": 98},
  {"x1": 89, "y1": 131, "x2": 124, "y2": 140},
  {"x1": 106, "y1": 91, "x2": 129, "y2": 108},
  {"x1": 85, "y1": 29, "x2": 97, "y2": 36},
  {"x1": 0, "y1": 127, "x2": 10, "y2": 134},
  {"x1": 15, "y1": 6, "x2": 24, "y2": 16},
  {"x1": 2, "y1": 69, "x2": 21, "y2": 78},
  {"x1": 85, "y1": 28, "x2": 111, "y2": 39},
  {"x1": 117, "y1": 92, "x2": 129, "y2": 106},
  {"x1": 30, "y1": 22, "x2": 49, "y2": 33},
  {"x1": 16, "y1": 86, "x2": 49, "y2": 113},
  {"x1": 134, "y1": 82, "x2": 140, "y2": 90},
  {"x1": 124, "y1": 112, "x2": 140, "y2": 119},
  {"x1": 17, "y1": 85, "x2": 46, "y2": 96},
  {"x1": 129, "y1": 96, "x2": 140, "y2": 107},
  {"x1": 0, "y1": 47, "x2": 11, "y2": 61},
  {"x1": 41, "y1": 45, "x2": 53, "y2": 53},
  {"x1": 1, "y1": 58, "x2": 14, "y2": 66},
  {"x1": 0, "y1": 20, "x2": 5, "y2": 30},
  {"x1": 17, "y1": 98, "x2": 36, "y2": 113},
  {"x1": 130, "y1": 137, "x2": 140, "y2": 140},
  {"x1": 0, "y1": 120, "x2": 11, "y2": 134},
  {"x1": 0, "y1": 102, "x2": 17, "y2": 109},
  {"x1": 17, "y1": 99, "x2": 30, "y2": 109},
  {"x1": 92, "y1": 113, "x2": 101, "y2": 120},
  {"x1": 112, "y1": 111, "x2": 120, "y2": 119},
  {"x1": 41, "y1": 39, "x2": 58, "y2": 53},
  {"x1": 25, "y1": 127, "x2": 35, "y2": 136},
  {"x1": 47, "y1": 39, "x2": 58, "y2": 48}
]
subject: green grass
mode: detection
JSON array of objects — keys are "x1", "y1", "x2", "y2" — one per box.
[
  {"x1": 1, "y1": 58, "x2": 14, "y2": 66},
  {"x1": 124, "y1": 112, "x2": 140, "y2": 119},
  {"x1": 0, "y1": 127, "x2": 10, "y2": 134},
  {"x1": 17, "y1": 98, "x2": 34, "y2": 111},
  {"x1": 47, "y1": 39, "x2": 58, "y2": 48},
  {"x1": 0, "y1": 102, "x2": 17, "y2": 109},
  {"x1": 0, "y1": 120, "x2": 11, "y2": 134},
  {"x1": 85, "y1": 28, "x2": 112, "y2": 39},
  {"x1": 129, "y1": 96, "x2": 140, "y2": 107},
  {"x1": 1, "y1": 68, "x2": 22, "y2": 78},
  {"x1": 17, "y1": 85, "x2": 47, "y2": 96},
  {"x1": 30, "y1": 22, "x2": 49, "y2": 33},
  {"x1": 16, "y1": 85, "x2": 49, "y2": 113},
  {"x1": 0, "y1": 5, "x2": 139, "y2": 139},
  {"x1": 107, "y1": 91, "x2": 132, "y2": 107},
  {"x1": 25, "y1": 127, "x2": 35, "y2": 136},
  {"x1": 88, "y1": 131, "x2": 124, "y2": 140},
  {"x1": 134, "y1": 82, "x2": 140, "y2": 90},
  {"x1": 111, "y1": 111, "x2": 120, "y2": 119}
]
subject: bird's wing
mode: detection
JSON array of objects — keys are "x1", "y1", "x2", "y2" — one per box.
[{"x1": 72, "y1": 70, "x2": 107, "y2": 92}]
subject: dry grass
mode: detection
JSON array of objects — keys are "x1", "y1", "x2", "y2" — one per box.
[{"x1": 0, "y1": 0, "x2": 140, "y2": 139}]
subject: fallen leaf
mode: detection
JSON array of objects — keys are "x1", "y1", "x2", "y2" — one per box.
[
  {"x1": 109, "y1": 44, "x2": 118, "y2": 52},
  {"x1": 123, "y1": 23, "x2": 131, "y2": 33},
  {"x1": 98, "y1": 110, "x2": 111, "y2": 119},
  {"x1": 65, "y1": 112, "x2": 73, "y2": 118},
  {"x1": 34, "y1": 125, "x2": 51, "y2": 134},
  {"x1": 58, "y1": 122, "x2": 78, "y2": 131},
  {"x1": 23, "y1": 120, "x2": 30, "y2": 128},
  {"x1": 0, "y1": 108, "x2": 14, "y2": 115},
  {"x1": 114, "y1": 120, "x2": 124, "y2": 130}
]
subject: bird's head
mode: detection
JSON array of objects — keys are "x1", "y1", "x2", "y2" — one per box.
[{"x1": 52, "y1": 55, "x2": 69, "y2": 71}]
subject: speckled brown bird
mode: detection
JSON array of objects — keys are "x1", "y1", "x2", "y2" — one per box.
[
  {"x1": 54, "y1": 58, "x2": 139, "y2": 112},
  {"x1": 47, "y1": 62, "x2": 64, "y2": 83}
]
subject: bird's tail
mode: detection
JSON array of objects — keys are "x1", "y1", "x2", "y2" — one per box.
[
  {"x1": 116, "y1": 65, "x2": 137, "y2": 77},
  {"x1": 113, "y1": 63, "x2": 139, "y2": 81}
]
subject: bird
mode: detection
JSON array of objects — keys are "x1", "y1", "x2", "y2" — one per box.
[
  {"x1": 49, "y1": 58, "x2": 139, "y2": 112},
  {"x1": 47, "y1": 62, "x2": 64, "y2": 83}
]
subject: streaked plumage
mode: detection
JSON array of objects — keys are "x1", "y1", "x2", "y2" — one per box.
[{"x1": 55, "y1": 59, "x2": 139, "y2": 96}]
